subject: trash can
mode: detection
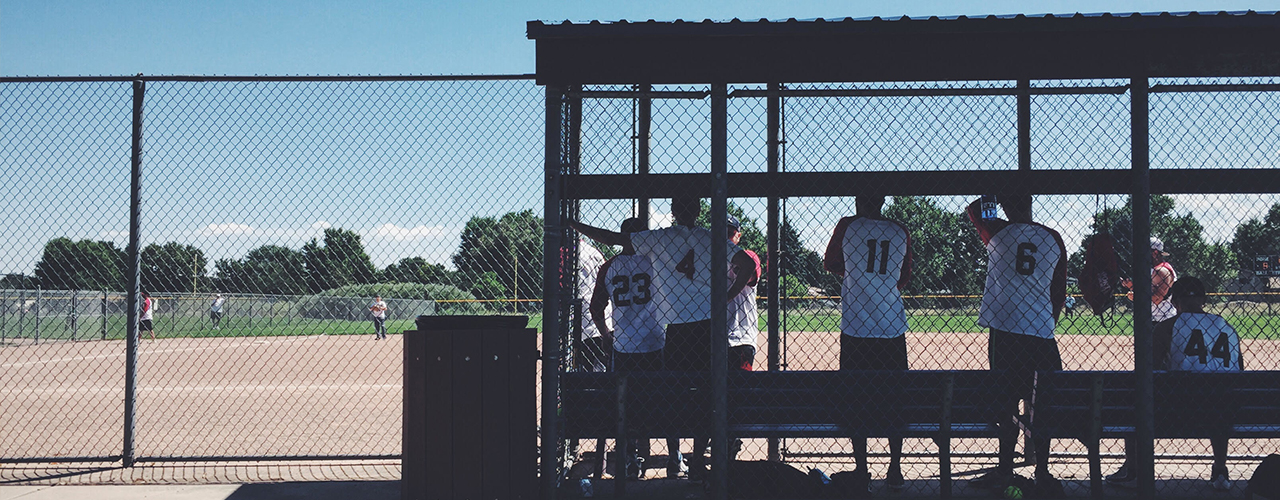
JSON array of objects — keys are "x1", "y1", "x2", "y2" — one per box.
[{"x1": 403, "y1": 315, "x2": 537, "y2": 500}]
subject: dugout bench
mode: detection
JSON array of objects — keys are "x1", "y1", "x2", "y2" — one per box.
[
  {"x1": 561, "y1": 370, "x2": 1013, "y2": 498},
  {"x1": 1032, "y1": 370, "x2": 1280, "y2": 498}
]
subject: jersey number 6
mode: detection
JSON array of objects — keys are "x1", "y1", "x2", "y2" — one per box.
[{"x1": 1016, "y1": 243, "x2": 1038, "y2": 276}]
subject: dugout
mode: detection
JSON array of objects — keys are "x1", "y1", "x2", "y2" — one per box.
[{"x1": 530, "y1": 12, "x2": 1280, "y2": 500}]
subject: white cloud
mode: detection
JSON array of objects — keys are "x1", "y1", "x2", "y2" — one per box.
[
  {"x1": 310, "y1": 221, "x2": 332, "y2": 230},
  {"x1": 369, "y1": 223, "x2": 447, "y2": 241},
  {"x1": 200, "y1": 223, "x2": 254, "y2": 236}
]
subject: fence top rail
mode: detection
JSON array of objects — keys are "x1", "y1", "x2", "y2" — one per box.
[{"x1": 0, "y1": 74, "x2": 536, "y2": 83}]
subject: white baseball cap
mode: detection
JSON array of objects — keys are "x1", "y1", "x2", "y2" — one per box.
[{"x1": 1150, "y1": 237, "x2": 1170, "y2": 256}]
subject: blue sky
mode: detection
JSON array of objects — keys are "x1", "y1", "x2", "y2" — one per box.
[{"x1": 2, "y1": 1, "x2": 1278, "y2": 277}]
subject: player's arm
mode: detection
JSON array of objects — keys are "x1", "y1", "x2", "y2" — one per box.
[
  {"x1": 1151, "y1": 265, "x2": 1174, "y2": 306},
  {"x1": 823, "y1": 217, "x2": 856, "y2": 276},
  {"x1": 965, "y1": 198, "x2": 1004, "y2": 245},
  {"x1": 589, "y1": 260, "x2": 614, "y2": 346},
  {"x1": 728, "y1": 250, "x2": 758, "y2": 300},
  {"x1": 1050, "y1": 230, "x2": 1069, "y2": 321},
  {"x1": 1151, "y1": 318, "x2": 1175, "y2": 370},
  {"x1": 568, "y1": 219, "x2": 628, "y2": 247},
  {"x1": 896, "y1": 221, "x2": 914, "y2": 290}
]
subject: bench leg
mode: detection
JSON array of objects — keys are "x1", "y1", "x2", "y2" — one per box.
[
  {"x1": 1088, "y1": 440, "x2": 1102, "y2": 499},
  {"x1": 937, "y1": 436, "x2": 951, "y2": 499}
]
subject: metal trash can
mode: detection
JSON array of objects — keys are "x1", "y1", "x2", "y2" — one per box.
[{"x1": 403, "y1": 315, "x2": 537, "y2": 500}]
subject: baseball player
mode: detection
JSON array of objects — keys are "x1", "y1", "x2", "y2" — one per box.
[
  {"x1": 965, "y1": 194, "x2": 1067, "y2": 495},
  {"x1": 1107, "y1": 276, "x2": 1242, "y2": 491},
  {"x1": 569, "y1": 197, "x2": 753, "y2": 480},
  {"x1": 576, "y1": 237, "x2": 611, "y2": 372},
  {"x1": 823, "y1": 194, "x2": 912, "y2": 491},
  {"x1": 590, "y1": 218, "x2": 665, "y2": 479},
  {"x1": 369, "y1": 295, "x2": 388, "y2": 340},
  {"x1": 209, "y1": 293, "x2": 225, "y2": 330},
  {"x1": 1121, "y1": 237, "x2": 1177, "y2": 325}
]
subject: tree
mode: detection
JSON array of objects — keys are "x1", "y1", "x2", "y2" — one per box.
[
  {"x1": 379, "y1": 257, "x2": 451, "y2": 285},
  {"x1": 0, "y1": 274, "x2": 39, "y2": 289},
  {"x1": 777, "y1": 217, "x2": 835, "y2": 296},
  {"x1": 883, "y1": 196, "x2": 987, "y2": 298},
  {"x1": 141, "y1": 242, "x2": 207, "y2": 293},
  {"x1": 303, "y1": 228, "x2": 377, "y2": 292},
  {"x1": 1075, "y1": 195, "x2": 1234, "y2": 295},
  {"x1": 453, "y1": 210, "x2": 543, "y2": 301},
  {"x1": 214, "y1": 245, "x2": 309, "y2": 296},
  {"x1": 1230, "y1": 203, "x2": 1280, "y2": 274},
  {"x1": 695, "y1": 200, "x2": 766, "y2": 255},
  {"x1": 33, "y1": 238, "x2": 126, "y2": 291}
]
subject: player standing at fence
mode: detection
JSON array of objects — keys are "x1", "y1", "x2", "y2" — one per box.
[
  {"x1": 369, "y1": 295, "x2": 388, "y2": 340},
  {"x1": 569, "y1": 197, "x2": 753, "y2": 480},
  {"x1": 823, "y1": 194, "x2": 912, "y2": 491},
  {"x1": 577, "y1": 237, "x2": 611, "y2": 372},
  {"x1": 1121, "y1": 237, "x2": 1177, "y2": 326},
  {"x1": 591, "y1": 218, "x2": 665, "y2": 478},
  {"x1": 1107, "y1": 276, "x2": 1242, "y2": 491},
  {"x1": 139, "y1": 291, "x2": 156, "y2": 341},
  {"x1": 966, "y1": 194, "x2": 1067, "y2": 495},
  {"x1": 209, "y1": 293, "x2": 225, "y2": 330}
]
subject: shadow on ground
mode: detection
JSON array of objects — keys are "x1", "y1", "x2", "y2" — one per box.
[{"x1": 226, "y1": 481, "x2": 399, "y2": 500}]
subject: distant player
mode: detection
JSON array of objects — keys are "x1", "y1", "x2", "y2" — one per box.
[
  {"x1": 369, "y1": 295, "x2": 388, "y2": 340},
  {"x1": 209, "y1": 293, "x2": 225, "y2": 330},
  {"x1": 139, "y1": 291, "x2": 156, "y2": 341},
  {"x1": 966, "y1": 194, "x2": 1067, "y2": 495},
  {"x1": 570, "y1": 197, "x2": 753, "y2": 479},
  {"x1": 823, "y1": 194, "x2": 912, "y2": 491},
  {"x1": 576, "y1": 237, "x2": 611, "y2": 372},
  {"x1": 590, "y1": 218, "x2": 665, "y2": 479},
  {"x1": 1108, "y1": 276, "x2": 1242, "y2": 491},
  {"x1": 1121, "y1": 237, "x2": 1177, "y2": 325}
]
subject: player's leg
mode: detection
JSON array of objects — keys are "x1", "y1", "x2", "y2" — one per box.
[
  {"x1": 1027, "y1": 336, "x2": 1063, "y2": 495},
  {"x1": 1107, "y1": 439, "x2": 1135, "y2": 484},
  {"x1": 886, "y1": 334, "x2": 908, "y2": 490},
  {"x1": 1210, "y1": 435, "x2": 1230, "y2": 490},
  {"x1": 971, "y1": 329, "x2": 1016, "y2": 488}
]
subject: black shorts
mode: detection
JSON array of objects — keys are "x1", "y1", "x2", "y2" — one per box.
[
  {"x1": 840, "y1": 335, "x2": 908, "y2": 371},
  {"x1": 615, "y1": 350, "x2": 663, "y2": 372},
  {"x1": 988, "y1": 328, "x2": 1062, "y2": 399},
  {"x1": 577, "y1": 335, "x2": 611, "y2": 372},
  {"x1": 665, "y1": 320, "x2": 712, "y2": 371},
  {"x1": 139, "y1": 319, "x2": 154, "y2": 331},
  {"x1": 730, "y1": 345, "x2": 755, "y2": 371}
]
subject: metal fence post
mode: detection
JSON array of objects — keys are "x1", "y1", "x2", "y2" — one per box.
[
  {"x1": 637, "y1": 84, "x2": 651, "y2": 225},
  {"x1": 102, "y1": 290, "x2": 108, "y2": 340},
  {"x1": 123, "y1": 78, "x2": 146, "y2": 467},
  {"x1": 765, "y1": 81, "x2": 782, "y2": 462},
  {"x1": 18, "y1": 288, "x2": 25, "y2": 339},
  {"x1": 1130, "y1": 76, "x2": 1155, "y2": 500},
  {"x1": 710, "y1": 81, "x2": 730, "y2": 500},
  {"x1": 70, "y1": 291, "x2": 79, "y2": 341},
  {"x1": 34, "y1": 286, "x2": 41, "y2": 344},
  {"x1": 2, "y1": 291, "x2": 7, "y2": 344},
  {"x1": 541, "y1": 84, "x2": 565, "y2": 500}
]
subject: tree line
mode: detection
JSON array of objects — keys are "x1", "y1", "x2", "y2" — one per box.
[{"x1": 7, "y1": 197, "x2": 1274, "y2": 302}]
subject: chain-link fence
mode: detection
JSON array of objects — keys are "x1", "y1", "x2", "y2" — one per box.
[
  {"x1": 555, "y1": 79, "x2": 1280, "y2": 498},
  {"x1": 0, "y1": 76, "x2": 546, "y2": 468}
]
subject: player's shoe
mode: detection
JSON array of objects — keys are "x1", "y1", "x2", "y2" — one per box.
[
  {"x1": 886, "y1": 467, "x2": 905, "y2": 492},
  {"x1": 967, "y1": 469, "x2": 1012, "y2": 489},
  {"x1": 1105, "y1": 464, "x2": 1135, "y2": 487},
  {"x1": 1210, "y1": 466, "x2": 1231, "y2": 492},
  {"x1": 666, "y1": 452, "x2": 685, "y2": 479}
]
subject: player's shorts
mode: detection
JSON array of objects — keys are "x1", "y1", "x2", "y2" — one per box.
[
  {"x1": 729, "y1": 345, "x2": 755, "y2": 371},
  {"x1": 615, "y1": 350, "x2": 663, "y2": 373},
  {"x1": 577, "y1": 335, "x2": 611, "y2": 372},
  {"x1": 139, "y1": 319, "x2": 154, "y2": 331},
  {"x1": 988, "y1": 328, "x2": 1062, "y2": 399},
  {"x1": 840, "y1": 334, "x2": 908, "y2": 371},
  {"x1": 665, "y1": 320, "x2": 712, "y2": 371},
  {"x1": 210, "y1": 312, "x2": 222, "y2": 320}
]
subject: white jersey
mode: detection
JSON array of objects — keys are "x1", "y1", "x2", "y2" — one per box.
[
  {"x1": 830, "y1": 216, "x2": 911, "y2": 338},
  {"x1": 210, "y1": 298, "x2": 224, "y2": 313},
  {"x1": 1151, "y1": 262, "x2": 1178, "y2": 323},
  {"x1": 630, "y1": 226, "x2": 742, "y2": 325},
  {"x1": 728, "y1": 250, "x2": 761, "y2": 348},
  {"x1": 141, "y1": 297, "x2": 154, "y2": 321},
  {"x1": 978, "y1": 223, "x2": 1064, "y2": 339},
  {"x1": 577, "y1": 240, "x2": 610, "y2": 340},
  {"x1": 602, "y1": 254, "x2": 665, "y2": 354},
  {"x1": 370, "y1": 300, "x2": 387, "y2": 319},
  {"x1": 1168, "y1": 313, "x2": 1242, "y2": 372}
]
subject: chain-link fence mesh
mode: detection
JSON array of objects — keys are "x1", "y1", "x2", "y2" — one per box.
[
  {"x1": 557, "y1": 79, "x2": 1280, "y2": 498},
  {"x1": 1, "y1": 77, "x2": 545, "y2": 471}
]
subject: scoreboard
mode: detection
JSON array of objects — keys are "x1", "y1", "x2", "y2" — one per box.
[{"x1": 1254, "y1": 254, "x2": 1280, "y2": 276}]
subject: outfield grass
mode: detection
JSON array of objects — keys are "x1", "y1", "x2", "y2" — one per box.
[{"x1": 4, "y1": 310, "x2": 1277, "y2": 342}]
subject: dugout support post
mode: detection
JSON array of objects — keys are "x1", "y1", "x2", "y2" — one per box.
[
  {"x1": 123, "y1": 78, "x2": 145, "y2": 467},
  {"x1": 541, "y1": 84, "x2": 565, "y2": 500},
  {"x1": 709, "y1": 81, "x2": 730, "y2": 500},
  {"x1": 637, "y1": 83, "x2": 651, "y2": 225},
  {"x1": 765, "y1": 81, "x2": 782, "y2": 463},
  {"x1": 1130, "y1": 75, "x2": 1155, "y2": 500}
]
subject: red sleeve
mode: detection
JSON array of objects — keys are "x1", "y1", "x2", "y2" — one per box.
[
  {"x1": 1048, "y1": 227, "x2": 1068, "y2": 321},
  {"x1": 589, "y1": 258, "x2": 614, "y2": 328},
  {"x1": 824, "y1": 216, "x2": 858, "y2": 276},
  {"x1": 965, "y1": 198, "x2": 1006, "y2": 245},
  {"x1": 743, "y1": 250, "x2": 762, "y2": 287},
  {"x1": 893, "y1": 220, "x2": 914, "y2": 291}
]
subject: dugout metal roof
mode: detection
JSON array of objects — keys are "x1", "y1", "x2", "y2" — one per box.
[{"x1": 527, "y1": 11, "x2": 1280, "y2": 85}]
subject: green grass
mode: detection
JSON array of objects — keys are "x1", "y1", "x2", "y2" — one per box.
[{"x1": 3, "y1": 310, "x2": 1277, "y2": 342}]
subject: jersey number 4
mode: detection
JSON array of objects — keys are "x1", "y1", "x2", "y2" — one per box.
[
  {"x1": 1183, "y1": 328, "x2": 1232, "y2": 367},
  {"x1": 675, "y1": 250, "x2": 697, "y2": 281},
  {"x1": 611, "y1": 273, "x2": 653, "y2": 307}
]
